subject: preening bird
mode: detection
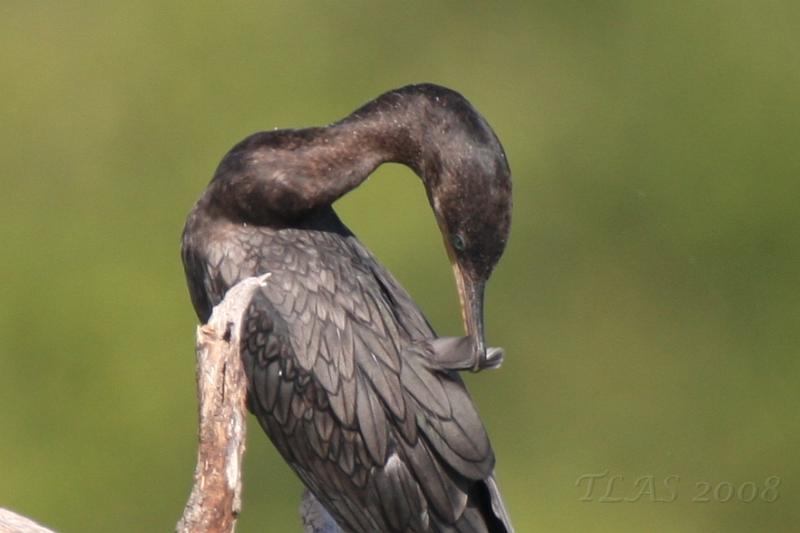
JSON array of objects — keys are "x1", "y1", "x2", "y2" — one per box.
[{"x1": 181, "y1": 83, "x2": 513, "y2": 532}]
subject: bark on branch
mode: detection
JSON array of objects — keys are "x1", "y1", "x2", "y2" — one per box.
[
  {"x1": 176, "y1": 276, "x2": 265, "y2": 533},
  {"x1": 0, "y1": 508, "x2": 57, "y2": 533}
]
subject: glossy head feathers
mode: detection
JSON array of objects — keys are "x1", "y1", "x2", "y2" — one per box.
[{"x1": 394, "y1": 85, "x2": 513, "y2": 366}]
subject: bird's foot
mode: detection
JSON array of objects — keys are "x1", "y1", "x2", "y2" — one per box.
[
  {"x1": 475, "y1": 346, "x2": 505, "y2": 371},
  {"x1": 423, "y1": 337, "x2": 506, "y2": 372}
]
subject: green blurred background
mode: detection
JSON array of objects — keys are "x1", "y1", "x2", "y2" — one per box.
[{"x1": 1, "y1": 2, "x2": 798, "y2": 532}]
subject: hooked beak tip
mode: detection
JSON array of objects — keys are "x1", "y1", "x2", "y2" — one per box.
[{"x1": 457, "y1": 273, "x2": 488, "y2": 371}]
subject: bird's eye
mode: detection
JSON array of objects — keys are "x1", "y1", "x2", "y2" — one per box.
[{"x1": 451, "y1": 234, "x2": 466, "y2": 252}]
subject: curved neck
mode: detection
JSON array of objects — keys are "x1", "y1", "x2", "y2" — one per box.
[{"x1": 206, "y1": 84, "x2": 488, "y2": 224}]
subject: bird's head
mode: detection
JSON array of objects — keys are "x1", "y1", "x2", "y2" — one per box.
[{"x1": 420, "y1": 88, "x2": 512, "y2": 369}]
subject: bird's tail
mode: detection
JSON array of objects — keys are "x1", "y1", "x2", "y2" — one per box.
[
  {"x1": 484, "y1": 474, "x2": 513, "y2": 532},
  {"x1": 448, "y1": 473, "x2": 513, "y2": 533}
]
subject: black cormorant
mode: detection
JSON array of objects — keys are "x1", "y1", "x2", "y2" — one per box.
[{"x1": 182, "y1": 83, "x2": 513, "y2": 532}]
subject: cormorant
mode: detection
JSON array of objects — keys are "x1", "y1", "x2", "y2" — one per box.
[{"x1": 182, "y1": 83, "x2": 513, "y2": 532}]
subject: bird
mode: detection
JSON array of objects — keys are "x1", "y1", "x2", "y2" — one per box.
[{"x1": 181, "y1": 83, "x2": 513, "y2": 532}]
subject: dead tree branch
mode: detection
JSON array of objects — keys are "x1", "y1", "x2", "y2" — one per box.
[
  {"x1": 176, "y1": 275, "x2": 266, "y2": 533},
  {"x1": 0, "y1": 508, "x2": 57, "y2": 533}
]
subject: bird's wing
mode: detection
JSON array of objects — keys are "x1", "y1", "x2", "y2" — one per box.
[
  {"x1": 349, "y1": 236, "x2": 438, "y2": 342},
  {"x1": 239, "y1": 238, "x2": 500, "y2": 530}
]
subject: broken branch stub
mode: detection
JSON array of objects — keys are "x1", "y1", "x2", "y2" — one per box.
[{"x1": 176, "y1": 275, "x2": 268, "y2": 533}]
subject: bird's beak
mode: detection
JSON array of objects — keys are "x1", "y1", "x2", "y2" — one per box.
[{"x1": 451, "y1": 262, "x2": 489, "y2": 371}]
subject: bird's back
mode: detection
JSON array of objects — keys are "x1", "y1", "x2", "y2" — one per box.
[{"x1": 181, "y1": 205, "x2": 512, "y2": 532}]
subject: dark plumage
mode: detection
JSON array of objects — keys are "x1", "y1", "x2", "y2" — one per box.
[{"x1": 182, "y1": 83, "x2": 513, "y2": 532}]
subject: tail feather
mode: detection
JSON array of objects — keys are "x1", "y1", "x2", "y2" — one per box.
[
  {"x1": 484, "y1": 474, "x2": 513, "y2": 532},
  {"x1": 438, "y1": 473, "x2": 513, "y2": 533}
]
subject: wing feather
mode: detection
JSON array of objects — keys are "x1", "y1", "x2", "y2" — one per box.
[
  {"x1": 235, "y1": 229, "x2": 508, "y2": 532},
  {"x1": 356, "y1": 372, "x2": 388, "y2": 464}
]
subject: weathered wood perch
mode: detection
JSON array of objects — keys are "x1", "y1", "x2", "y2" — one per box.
[
  {"x1": 177, "y1": 274, "x2": 341, "y2": 533},
  {"x1": 175, "y1": 275, "x2": 261, "y2": 533},
  {"x1": 0, "y1": 508, "x2": 57, "y2": 533}
]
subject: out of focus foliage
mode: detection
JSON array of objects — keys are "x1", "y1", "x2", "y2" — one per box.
[{"x1": 1, "y1": 2, "x2": 798, "y2": 532}]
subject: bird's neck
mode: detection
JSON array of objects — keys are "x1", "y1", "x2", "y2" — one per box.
[
  {"x1": 206, "y1": 85, "x2": 479, "y2": 224},
  {"x1": 303, "y1": 105, "x2": 430, "y2": 204}
]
